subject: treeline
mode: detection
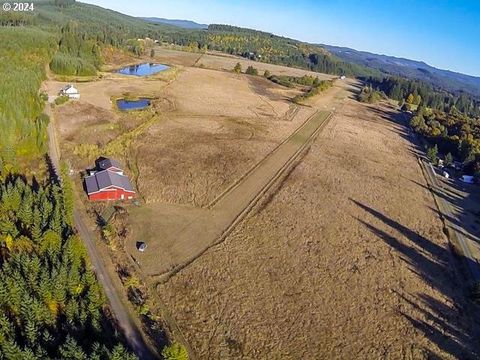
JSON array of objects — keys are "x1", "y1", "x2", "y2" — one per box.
[
  {"x1": 50, "y1": 22, "x2": 101, "y2": 76},
  {"x1": 293, "y1": 79, "x2": 333, "y2": 104},
  {"x1": 0, "y1": 175, "x2": 136, "y2": 359},
  {"x1": 363, "y1": 76, "x2": 480, "y2": 117},
  {"x1": 160, "y1": 24, "x2": 380, "y2": 78},
  {"x1": 0, "y1": 27, "x2": 56, "y2": 172},
  {"x1": 357, "y1": 85, "x2": 386, "y2": 104},
  {"x1": 54, "y1": 0, "x2": 76, "y2": 8},
  {"x1": 410, "y1": 106, "x2": 480, "y2": 175},
  {"x1": 265, "y1": 73, "x2": 333, "y2": 103},
  {"x1": 268, "y1": 74, "x2": 324, "y2": 88},
  {"x1": 0, "y1": 11, "x2": 36, "y2": 26},
  {"x1": 208, "y1": 24, "x2": 273, "y2": 36}
]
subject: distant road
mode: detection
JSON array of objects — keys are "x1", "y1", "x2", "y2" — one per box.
[
  {"x1": 46, "y1": 103, "x2": 156, "y2": 359},
  {"x1": 420, "y1": 158, "x2": 480, "y2": 281},
  {"x1": 400, "y1": 111, "x2": 480, "y2": 282}
]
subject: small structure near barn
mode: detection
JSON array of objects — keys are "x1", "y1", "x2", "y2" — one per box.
[
  {"x1": 84, "y1": 157, "x2": 135, "y2": 201},
  {"x1": 136, "y1": 241, "x2": 148, "y2": 252},
  {"x1": 59, "y1": 84, "x2": 80, "y2": 99}
]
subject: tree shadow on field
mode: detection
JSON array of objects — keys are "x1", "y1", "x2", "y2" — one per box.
[
  {"x1": 350, "y1": 198, "x2": 480, "y2": 359},
  {"x1": 363, "y1": 104, "x2": 425, "y2": 155}
]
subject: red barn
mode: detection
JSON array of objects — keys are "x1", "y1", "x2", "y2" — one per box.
[{"x1": 84, "y1": 158, "x2": 136, "y2": 201}]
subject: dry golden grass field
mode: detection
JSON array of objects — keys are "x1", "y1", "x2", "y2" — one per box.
[
  {"x1": 154, "y1": 47, "x2": 335, "y2": 80},
  {"x1": 47, "y1": 48, "x2": 480, "y2": 360},
  {"x1": 155, "y1": 97, "x2": 480, "y2": 359}
]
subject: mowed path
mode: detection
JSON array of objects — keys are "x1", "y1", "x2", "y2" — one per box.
[{"x1": 130, "y1": 110, "x2": 332, "y2": 278}]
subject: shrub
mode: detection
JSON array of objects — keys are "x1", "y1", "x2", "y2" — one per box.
[
  {"x1": 245, "y1": 65, "x2": 258, "y2": 75},
  {"x1": 233, "y1": 62, "x2": 242, "y2": 73},
  {"x1": 444, "y1": 152, "x2": 453, "y2": 167},
  {"x1": 54, "y1": 95, "x2": 70, "y2": 106},
  {"x1": 427, "y1": 144, "x2": 438, "y2": 164},
  {"x1": 293, "y1": 80, "x2": 333, "y2": 103},
  {"x1": 162, "y1": 342, "x2": 189, "y2": 360}
]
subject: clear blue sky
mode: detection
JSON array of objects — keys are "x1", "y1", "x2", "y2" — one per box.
[{"x1": 83, "y1": 0, "x2": 480, "y2": 77}]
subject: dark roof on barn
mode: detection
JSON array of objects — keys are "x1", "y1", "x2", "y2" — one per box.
[
  {"x1": 85, "y1": 170, "x2": 134, "y2": 194},
  {"x1": 97, "y1": 158, "x2": 123, "y2": 171}
]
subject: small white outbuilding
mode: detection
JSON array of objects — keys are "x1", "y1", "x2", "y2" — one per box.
[
  {"x1": 460, "y1": 175, "x2": 474, "y2": 184},
  {"x1": 59, "y1": 84, "x2": 80, "y2": 99}
]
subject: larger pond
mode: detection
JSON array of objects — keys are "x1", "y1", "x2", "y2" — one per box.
[
  {"x1": 116, "y1": 98, "x2": 151, "y2": 111},
  {"x1": 117, "y1": 63, "x2": 169, "y2": 76}
]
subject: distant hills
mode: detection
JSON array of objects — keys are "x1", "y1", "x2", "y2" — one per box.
[
  {"x1": 323, "y1": 44, "x2": 480, "y2": 97},
  {"x1": 139, "y1": 16, "x2": 480, "y2": 98},
  {"x1": 140, "y1": 17, "x2": 208, "y2": 29},
  {"x1": 27, "y1": 2, "x2": 480, "y2": 99}
]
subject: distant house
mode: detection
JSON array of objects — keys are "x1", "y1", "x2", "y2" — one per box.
[
  {"x1": 59, "y1": 84, "x2": 80, "y2": 99},
  {"x1": 84, "y1": 158, "x2": 135, "y2": 201}
]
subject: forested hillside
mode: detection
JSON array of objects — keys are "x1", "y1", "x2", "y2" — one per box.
[
  {"x1": 0, "y1": 27, "x2": 55, "y2": 172},
  {"x1": 161, "y1": 24, "x2": 381, "y2": 77},
  {"x1": 0, "y1": 175, "x2": 136, "y2": 359},
  {"x1": 364, "y1": 76, "x2": 480, "y2": 117},
  {"x1": 49, "y1": 21, "x2": 101, "y2": 76}
]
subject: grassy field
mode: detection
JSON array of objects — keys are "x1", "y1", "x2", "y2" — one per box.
[
  {"x1": 155, "y1": 97, "x2": 480, "y2": 359},
  {"x1": 48, "y1": 47, "x2": 480, "y2": 359},
  {"x1": 154, "y1": 46, "x2": 336, "y2": 80}
]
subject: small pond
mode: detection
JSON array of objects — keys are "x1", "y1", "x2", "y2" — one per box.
[
  {"x1": 117, "y1": 63, "x2": 169, "y2": 76},
  {"x1": 116, "y1": 98, "x2": 151, "y2": 111}
]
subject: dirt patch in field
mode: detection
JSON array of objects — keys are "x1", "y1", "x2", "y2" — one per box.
[
  {"x1": 152, "y1": 47, "x2": 203, "y2": 67},
  {"x1": 155, "y1": 99, "x2": 480, "y2": 359},
  {"x1": 162, "y1": 67, "x2": 293, "y2": 118},
  {"x1": 53, "y1": 101, "x2": 117, "y2": 140}
]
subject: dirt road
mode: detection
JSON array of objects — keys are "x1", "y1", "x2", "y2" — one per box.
[
  {"x1": 46, "y1": 103, "x2": 156, "y2": 359},
  {"x1": 420, "y1": 158, "x2": 480, "y2": 281}
]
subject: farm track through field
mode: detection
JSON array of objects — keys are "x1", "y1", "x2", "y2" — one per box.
[
  {"x1": 207, "y1": 110, "x2": 325, "y2": 209},
  {"x1": 150, "y1": 110, "x2": 333, "y2": 283}
]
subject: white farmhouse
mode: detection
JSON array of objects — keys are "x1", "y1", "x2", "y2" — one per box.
[{"x1": 59, "y1": 84, "x2": 80, "y2": 99}]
